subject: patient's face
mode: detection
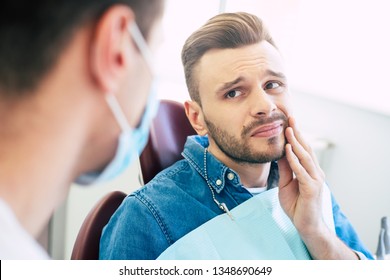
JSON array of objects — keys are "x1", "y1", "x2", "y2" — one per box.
[{"x1": 197, "y1": 41, "x2": 291, "y2": 165}]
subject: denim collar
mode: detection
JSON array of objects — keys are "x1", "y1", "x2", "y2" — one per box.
[{"x1": 182, "y1": 135, "x2": 279, "y2": 194}]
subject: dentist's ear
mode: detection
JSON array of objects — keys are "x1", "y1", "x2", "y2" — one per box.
[
  {"x1": 184, "y1": 100, "x2": 208, "y2": 136},
  {"x1": 90, "y1": 5, "x2": 135, "y2": 93}
]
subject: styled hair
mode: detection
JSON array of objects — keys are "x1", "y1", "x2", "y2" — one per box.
[
  {"x1": 0, "y1": 0, "x2": 164, "y2": 97},
  {"x1": 181, "y1": 12, "x2": 276, "y2": 105}
]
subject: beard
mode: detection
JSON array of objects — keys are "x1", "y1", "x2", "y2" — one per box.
[{"x1": 204, "y1": 112, "x2": 288, "y2": 165}]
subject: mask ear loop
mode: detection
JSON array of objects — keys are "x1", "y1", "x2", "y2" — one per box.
[
  {"x1": 106, "y1": 22, "x2": 158, "y2": 134},
  {"x1": 105, "y1": 22, "x2": 155, "y2": 133},
  {"x1": 128, "y1": 22, "x2": 155, "y2": 77},
  {"x1": 105, "y1": 93, "x2": 131, "y2": 132}
]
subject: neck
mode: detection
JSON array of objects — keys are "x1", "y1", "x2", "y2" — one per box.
[
  {"x1": 207, "y1": 145, "x2": 271, "y2": 188},
  {"x1": 0, "y1": 94, "x2": 87, "y2": 238},
  {"x1": 0, "y1": 25, "x2": 116, "y2": 238},
  {"x1": 0, "y1": 69, "x2": 104, "y2": 238}
]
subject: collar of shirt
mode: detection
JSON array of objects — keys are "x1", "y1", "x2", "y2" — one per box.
[{"x1": 182, "y1": 135, "x2": 280, "y2": 195}]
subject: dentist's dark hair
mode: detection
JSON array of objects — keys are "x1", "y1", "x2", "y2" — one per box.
[
  {"x1": 0, "y1": 0, "x2": 164, "y2": 97},
  {"x1": 181, "y1": 12, "x2": 276, "y2": 106}
]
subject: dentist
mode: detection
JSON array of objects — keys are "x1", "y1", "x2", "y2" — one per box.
[{"x1": 0, "y1": 0, "x2": 165, "y2": 259}]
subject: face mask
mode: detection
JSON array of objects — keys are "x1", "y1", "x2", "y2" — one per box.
[{"x1": 75, "y1": 22, "x2": 159, "y2": 186}]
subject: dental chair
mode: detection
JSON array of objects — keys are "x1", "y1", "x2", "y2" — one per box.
[
  {"x1": 71, "y1": 99, "x2": 195, "y2": 259},
  {"x1": 139, "y1": 99, "x2": 196, "y2": 184},
  {"x1": 71, "y1": 190, "x2": 127, "y2": 260}
]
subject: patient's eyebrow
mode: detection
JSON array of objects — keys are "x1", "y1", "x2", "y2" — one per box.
[
  {"x1": 266, "y1": 70, "x2": 287, "y2": 80},
  {"x1": 215, "y1": 70, "x2": 286, "y2": 94},
  {"x1": 216, "y1": 76, "x2": 244, "y2": 94}
]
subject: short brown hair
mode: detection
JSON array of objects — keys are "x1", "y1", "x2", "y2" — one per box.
[{"x1": 181, "y1": 12, "x2": 276, "y2": 105}]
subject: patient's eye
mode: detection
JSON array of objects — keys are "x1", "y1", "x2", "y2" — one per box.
[
  {"x1": 225, "y1": 90, "x2": 243, "y2": 99},
  {"x1": 264, "y1": 81, "x2": 281, "y2": 90},
  {"x1": 264, "y1": 81, "x2": 285, "y2": 94}
]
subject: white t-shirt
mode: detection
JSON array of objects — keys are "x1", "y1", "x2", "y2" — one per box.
[
  {"x1": 244, "y1": 186, "x2": 267, "y2": 195},
  {"x1": 0, "y1": 198, "x2": 50, "y2": 259}
]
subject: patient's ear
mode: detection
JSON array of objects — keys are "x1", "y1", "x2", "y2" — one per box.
[{"x1": 184, "y1": 100, "x2": 208, "y2": 136}]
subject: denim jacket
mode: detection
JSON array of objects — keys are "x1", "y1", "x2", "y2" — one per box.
[{"x1": 100, "y1": 135, "x2": 374, "y2": 260}]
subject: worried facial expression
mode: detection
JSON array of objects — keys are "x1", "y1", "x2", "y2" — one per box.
[{"x1": 196, "y1": 41, "x2": 291, "y2": 165}]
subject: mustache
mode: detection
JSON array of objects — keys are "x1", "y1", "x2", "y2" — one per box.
[{"x1": 241, "y1": 112, "x2": 288, "y2": 137}]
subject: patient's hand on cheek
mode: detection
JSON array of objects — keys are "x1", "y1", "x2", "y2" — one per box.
[
  {"x1": 278, "y1": 116, "x2": 326, "y2": 236},
  {"x1": 278, "y1": 117, "x2": 360, "y2": 259}
]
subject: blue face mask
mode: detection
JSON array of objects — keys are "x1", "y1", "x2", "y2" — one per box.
[{"x1": 75, "y1": 22, "x2": 159, "y2": 186}]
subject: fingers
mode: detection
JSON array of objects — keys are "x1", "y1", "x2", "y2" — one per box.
[
  {"x1": 286, "y1": 118, "x2": 324, "y2": 179},
  {"x1": 285, "y1": 127, "x2": 318, "y2": 179},
  {"x1": 289, "y1": 117, "x2": 325, "y2": 178},
  {"x1": 288, "y1": 117, "x2": 311, "y2": 152},
  {"x1": 285, "y1": 142, "x2": 311, "y2": 182}
]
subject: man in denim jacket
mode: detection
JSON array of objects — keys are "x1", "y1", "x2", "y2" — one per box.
[{"x1": 100, "y1": 12, "x2": 373, "y2": 260}]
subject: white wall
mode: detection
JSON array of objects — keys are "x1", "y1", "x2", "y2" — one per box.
[{"x1": 292, "y1": 90, "x2": 390, "y2": 253}]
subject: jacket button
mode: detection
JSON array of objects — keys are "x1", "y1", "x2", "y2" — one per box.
[
  {"x1": 227, "y1": 173, "x2": 235, "y2": 180},
  {"x1": 216, "y1": 179, "x2": 222, "y2": 186}
]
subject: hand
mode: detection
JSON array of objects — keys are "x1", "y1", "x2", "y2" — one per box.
[
  {"x1": 278, "y1": 117, "x2": 359, "y2": 259},
  {"x1": 278, "y1": 116, "x2": 326, "y2": 236}
]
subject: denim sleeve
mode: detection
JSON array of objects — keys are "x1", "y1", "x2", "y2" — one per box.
[
  {"x1": 331, "y1": 194, "x2": 374, "y2": 259},
  {"x1": 99, "y1": 194, "x2": 170, "y2": 260}
]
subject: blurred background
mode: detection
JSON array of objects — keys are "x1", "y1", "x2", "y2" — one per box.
[{"x1": 46, "y1": 0, "x2": 390, "y2": 259}]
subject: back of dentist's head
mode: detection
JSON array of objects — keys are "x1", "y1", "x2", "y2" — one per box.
[{"x1": 0, "y1": 0, "x2": 164, "y2": 97}]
